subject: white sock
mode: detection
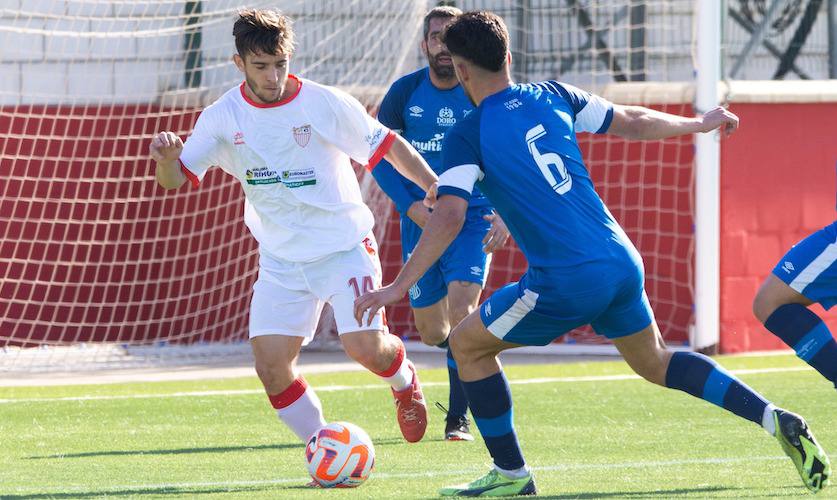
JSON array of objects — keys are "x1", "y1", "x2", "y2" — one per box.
[
  {"x1": 495, "y1": 464, "x2": 530, "y2": 479},
  {"x1": 276, "y1": 386, "x2": 326, "y2": 443},
  {"x1": 762, "y1": 403, "x2": 777, "y2": 435},
  {"x1": 382, "y1": 358, "x2": 413, "y2": 391}
]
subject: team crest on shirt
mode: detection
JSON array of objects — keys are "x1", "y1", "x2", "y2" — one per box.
[
  {"x1": 292, "y1": 124, "x2": 311, "y2": 147},
  {"x1": 362, "y1": 237, "x2": 377, "y2": 256},
  {"x1": 437, "y1": 107, "x2": 456, "y2": 126}
]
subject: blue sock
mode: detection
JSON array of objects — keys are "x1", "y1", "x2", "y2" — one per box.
[
  {"x1": 665, "y1": 351, "x2": 768, "y2": 425},
  {"x1": 461, "y1": 371, "x2": 525, "y2": 470},
  {"x1": 445, "y1": 347, "x2": 468, "y2": 418},
  {"x1": 765, "y1": 304, "x2": 837, "y2": 387}
]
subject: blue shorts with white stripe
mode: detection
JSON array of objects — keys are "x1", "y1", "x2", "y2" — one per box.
[
  {"x1": 773, "y1": 220, "x2": 837, "y2": 310},
  {"x1": 479, "y1": 258, "x2": 654, "y2": 346}
]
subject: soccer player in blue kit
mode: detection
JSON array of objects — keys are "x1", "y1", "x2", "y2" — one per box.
[
  {"x1": 356, "y1": 10, "x2": 831, "y2": 497},
  {"x1": 753, "y1": 222, "x2": 837, "y2": 388},
  {"x1": 372, "y1": 6, "x2": 510, "y2": 441}
]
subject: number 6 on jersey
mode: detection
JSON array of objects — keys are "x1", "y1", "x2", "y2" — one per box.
[{"x1": 526, "y1": 124, "x2": 571, "y2": 195}]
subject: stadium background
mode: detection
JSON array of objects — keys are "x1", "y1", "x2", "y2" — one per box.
[{"x1": 1, "y1": 0, "x2": 836, "y2": 369}]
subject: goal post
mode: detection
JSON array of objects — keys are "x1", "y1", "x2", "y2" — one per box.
[{"x1": 2, "y1": 0, "x2": 835, "y2": 371}]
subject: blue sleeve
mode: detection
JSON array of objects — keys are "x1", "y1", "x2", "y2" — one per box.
[
  {"x1": 377, "y1": 78, "x2": 409, "y2": 132},
  {"x1": 536, "y1": 80, "x2": 614, "y2": 134},
  {"x1": 370, "y1": 75, "x2": 424, "y2": 214},
  {"x1": 371, "y1": 158, "x2": 419, "y2": 215},
  {"x1": 438, "y1": 121, "x2": 483, "y2": 200}
]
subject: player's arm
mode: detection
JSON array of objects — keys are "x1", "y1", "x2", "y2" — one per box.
[
  {"x1": 382, "y1": 134, "x2": 438, "y2": 193},
  {"x1": 150, "y1": 131, "x2": 187, "y2": 190},
  {"x1": 354, "y1": 189, "x2": 467, "y2": 326},
  {"x1": 371, "y1": 160, "x2": 429, "y2": 227},
  {"x1": 607, "y1": 104, "x2": 739, "y2": 140}
]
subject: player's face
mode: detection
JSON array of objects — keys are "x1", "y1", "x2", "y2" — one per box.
[
  {"x1": 451, "y1": 56, "x2": 477, "y2": 107},
  {"x1": 422, "y1": 17, "x2": 455, "y2": 79},
  {"x1": 235, "y1": 51, "x2": 290, "y2": 104}
]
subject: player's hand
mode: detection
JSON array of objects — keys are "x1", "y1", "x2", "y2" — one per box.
[
  {"x1": 406, "y1": 201, "x2": 431, "y2": 228},
  {"x1": 354, "y1": 283, "x2": 405, "y2": 327},
  {"x1": 150, "y1": 131, "x2": 184, "y2": 162},
  {"x1": 482, "y1": 212, "x2": 510, "y2": 253},
  {"x1": 699, "y1": 106, "x2": 739, "y2": 137},
  {"x1": 423, "y1": 182, "x2": 439, "y2": 209}
]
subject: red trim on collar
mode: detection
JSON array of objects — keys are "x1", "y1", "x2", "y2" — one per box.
[{"x1": 239, "y1": 74, "x2": 302, "y2": 108}]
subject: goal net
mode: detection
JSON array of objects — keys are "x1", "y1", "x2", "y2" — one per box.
[
  {"x1": 0, "y1": 0, "x2": 429, "y2": 370},
  {"x1": 3, "y1": 1, "x2": 832, "y2": 370}
]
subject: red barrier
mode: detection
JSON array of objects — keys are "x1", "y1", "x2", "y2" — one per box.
[{"x1": 720, "y1": 102, "x2": 837, "y2": 353}]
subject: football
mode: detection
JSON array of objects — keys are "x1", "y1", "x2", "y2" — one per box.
[{"x1": 305, "y1": 421, "x2": 375, "y2": 488}]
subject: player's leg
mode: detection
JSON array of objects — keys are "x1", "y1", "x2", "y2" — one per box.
[
  {"x1": 440, "y1": 280, "x2": 483, "y2": 441},
  {"x1": 436, "y1": 211, "x2": 493, "y2": 442},
  {"x1": 440, "y1": 281, "x2": 544, "y2": 497},
  {"x1": 753, "y1": 223, "x2": 837, "y2": 388},
  {"x1": 249, "y1": 276, "x2": 326, "y2": 443},
  {"x1": 601, "y1": 284, "x2": 831, "y2": 492},
  {"x1": 318, "y1": 234, "x2": 428, "y2": 442}
]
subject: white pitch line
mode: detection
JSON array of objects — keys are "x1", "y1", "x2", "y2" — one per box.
[
  {"x1": 0, "y1": 366, "x2": 812, "y2": 405},
  {"x1": 4, "y1": 455, "x2": 798, "y2": 495}
]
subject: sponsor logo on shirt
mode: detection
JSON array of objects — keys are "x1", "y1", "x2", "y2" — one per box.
[
  {"x1": 410, "y1": 133, "x2": 445, "y2": 154},
  {"x1": 245, "y1": 167, "x2": 280, "y2": 185},
  {"x1": 281, "y1": 168, "x2": 316, "y2": 188},
  {"x1": 408, "y1": 105, "x2": 424, "y2": 117},
  {"x1": 292, "y1": 124, "x2": 311, "y2": 147},
  {"x1": 437, "y1": 107, "x2": 456, "y2": 126},
  {"x1": 233, "y1": 131, "x2": 245, "y2": 145},
  {"x1": 782, "y1": 261, "x2": 795, "y2": 274},
  {"x1": 365, "y1": 128, "x2": 385, "y2": 147}
]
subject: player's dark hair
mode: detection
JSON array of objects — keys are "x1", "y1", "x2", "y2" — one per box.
[
  {"x1": 422, "y1": 6, "x2": 462, "y2": 40},
  {"x1": 233, "y1": 8, "x2": 295, "y2": 59},
  {"x1": 440, "y1": 11, "x2": 509, "y2": 72}
]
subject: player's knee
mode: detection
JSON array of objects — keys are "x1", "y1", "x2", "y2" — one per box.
[
  {"x1": 254, "y1": 361, "x2": 294, "y2": 394},
  {"x1": 752, "y1": 287, "x2": 777, "y2": 324},
  {"x1": 414, "y1": 318, "x2": 448, "y2": 346}
]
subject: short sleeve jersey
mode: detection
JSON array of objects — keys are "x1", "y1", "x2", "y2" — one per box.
[
  {"x1": 437, "y1": 81, "x2": 633, "y2": 269},
  {"x1": 376, "y1": 68, "x2": 488, "y2": 209},
  {"x1": 179, "y1": 75, "x2": 394, "y2": 263}
]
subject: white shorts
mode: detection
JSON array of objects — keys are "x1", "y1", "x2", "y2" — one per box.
[{"x1": 249, "y1": 234, "x2": 388, "y2": 344}]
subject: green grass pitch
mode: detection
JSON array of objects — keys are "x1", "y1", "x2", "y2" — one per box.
[{"x1": 1, "y1": 353, "x2": 835, "y2": 499}]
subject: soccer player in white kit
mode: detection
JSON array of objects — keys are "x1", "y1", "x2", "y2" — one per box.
[{"x1": 149, "y1": 9, "x2": 437, "y2": 446}]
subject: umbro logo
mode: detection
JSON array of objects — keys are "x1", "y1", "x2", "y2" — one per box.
[
  {"x1": 484, "y1": 303, "x2": 492, "y2": 316},
  {"x1": 233, "y1": 131, "x2": 245, "y2": 145},
  {"x1": 782, "y1": 261, "x2": 795, "y2": 273},
  {"x1": 470, "y1": 266, "x2": 482, "y2": 276},
  {"x1": 409, "y1": 105, "x2": 423, "y2": 117}
]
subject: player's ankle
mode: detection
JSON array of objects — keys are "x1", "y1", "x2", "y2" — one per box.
[{"x1": 494, "y1": 464, "x2": 530, "y2": 479}]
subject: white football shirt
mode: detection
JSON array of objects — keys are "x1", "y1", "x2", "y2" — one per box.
[{"x1": 179, "y1": 75, "x2": 395, "y2": 262}]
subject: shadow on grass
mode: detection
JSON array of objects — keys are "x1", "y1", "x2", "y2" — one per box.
[
  {"x1": 0, "y1": 484, "x2": 279, "y2": 499},
  {"x1": 27, "y1": 436, "x2": 416, "y2": 460},
  {"x1": 27, "y1": 443, "x2": 303, "y2": 459}
]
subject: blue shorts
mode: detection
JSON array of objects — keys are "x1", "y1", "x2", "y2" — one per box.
[
  {"x1": 401, "y1": 207, "x2": 493, "y2": 308},
  {"x1": 479, "y1": 257, "x2": 654, "y2": 346},
  {"x1": 772, "y1": 220, "x2": 837, "y2": 310}
]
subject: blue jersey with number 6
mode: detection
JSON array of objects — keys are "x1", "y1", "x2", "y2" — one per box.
[{"x1": 438, "y1": 81, "x2": 634, "y2": 271}]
